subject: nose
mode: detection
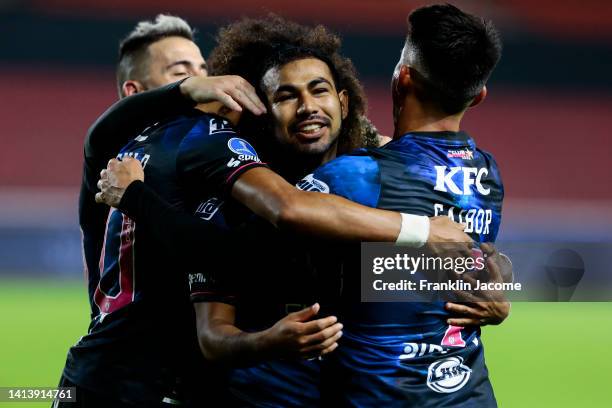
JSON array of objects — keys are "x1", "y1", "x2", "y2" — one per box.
[{"x1": 297, "y1": 93, "x2": 318, "y2": 116}]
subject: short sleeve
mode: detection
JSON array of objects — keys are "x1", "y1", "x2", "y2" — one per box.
[
  {"x1": 297, "y1": 154, "x2": 382, "y2": 207},
  {"x1": 177, "y1": 115, "x2": 268, "y2": 196}
]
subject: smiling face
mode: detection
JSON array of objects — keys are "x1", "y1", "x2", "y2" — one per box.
[{"x1": 261, "y1": 58, "x2": 348, "y2": 157}]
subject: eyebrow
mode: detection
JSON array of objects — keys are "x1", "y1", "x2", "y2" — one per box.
[{"x1": 274, "y1": 77, "x2": 334, "y2": 94}]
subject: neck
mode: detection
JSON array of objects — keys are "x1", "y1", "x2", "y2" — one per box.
[{"x1": 393, "y1": 95, "x2": 464, "y2": 139}]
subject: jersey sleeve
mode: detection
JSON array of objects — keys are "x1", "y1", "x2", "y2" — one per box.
[
  {"x1": 297, "y1": 153, "x2": 382, "y2": 207},
  {"x1": 176, "y1": 116, "x2": 268, "y2": 197},
  {"x1": 116, "y1": 180, "x2": 239, "y2": 305},
  {"x1": 83, "y1": 79, "x2": 194, "y2": 194}
]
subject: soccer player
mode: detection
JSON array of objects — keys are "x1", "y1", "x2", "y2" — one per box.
[
  {"x1": 62, "y1": 14, "x2": 267, "y2": 408},
  {"x1": 95, "y1": 14, "x2": 509, "y2": 406},
  {"x1": 293, "y1": 5, "x2": 505, "y2": 406}
]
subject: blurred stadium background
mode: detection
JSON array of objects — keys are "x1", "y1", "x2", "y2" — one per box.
[{"x1": 0, "y1": 0, "x2": 611, "y2": 406}]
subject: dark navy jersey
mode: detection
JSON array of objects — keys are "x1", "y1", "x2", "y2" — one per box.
[
  {"x1": 78, "y1": 81, "x2": 194, "y2": 318},
  {"x1": 186, "y1": 185, "x2": 334, "y2": 407},
  {"x1": 65, "y1": 109, "x2": 266, "y2": 405},
  {"x1": 300, "y1": 130, "x2": 503, "y2": 406}
]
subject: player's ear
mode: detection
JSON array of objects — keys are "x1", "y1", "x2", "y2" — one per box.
[
  {"x1": 122, "y1": 80, "x2": 145, "y2": 97},
  {"x1": 398, "y1": 65, "x2": 414, "y2": 93},
  {"x1": 392, "y1": 64, "x2": 411, "y2": 108},
  {"x1": 469, "y1": 86, "x2": 487, "y2": 108},
  {"x1": 338, "y1": 89, "x2": 349, "y2": 120}
]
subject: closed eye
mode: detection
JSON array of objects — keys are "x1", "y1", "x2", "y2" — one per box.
[{"x1": 275, "y1": 93, "x2": 296, "y2": 102}]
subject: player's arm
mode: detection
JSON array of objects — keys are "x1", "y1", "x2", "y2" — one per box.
[
  {"x1": 85, "y1": 76, "x2": 265, "y2": 169},
  {"x1": 195, "y1": 302, "x2": 342, "y2": 364},
  {"x1": 97, "y1": 158, "x2": 468, "y2": 246},
  {"x1": 232, "y1": 167, "x2": 464, "y2": 243},
  {"x1": 80, "y1": 77, "x2": 265, "y2": 235}
]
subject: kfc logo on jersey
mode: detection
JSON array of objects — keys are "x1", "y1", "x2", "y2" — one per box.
[
  {"x1": 296, "y1": 174, "x2": 330, "y2": 193},
  {"x1": 434, "y1": 166, "x2": 490, "y2": 196},
  {"x1": 447, "y1": 148, "x2": 474, "y2": 160},
  {"x1": 227, "y1": 138, "x2": 260, "y2": 162},
  {"x1": 195, "y1": 197, "x2": 223, "y2": 221},
  {"x1": 209, "y1": 118, "x2": 232, "y2": 134},
  {"x1": 427, "y1": 357, "x2": 472, "y2": 393}
]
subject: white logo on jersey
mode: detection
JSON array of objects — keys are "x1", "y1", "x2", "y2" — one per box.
[
  {"x1": 210, "y1": 118, "x2": 231, "y2": 133},
  {"x1": 434, "y1": 166, "x2": 490, "y2": 196},
  {"x1": 296, "y1": 174, "x2": 329, "y2": 193},
  {"x1": 227, "y1": 158, "x2": 241, "y2": 168},
  {"x1": 195, "y1": 197, "x2": 223, "y2": 220},
  {"x1": 188, "y1": 273, "x2": 206, "y2": 290},
  {"x1": 427, "y1": 357, "x2": 472, "y2": 393},
  {"x1": 117, "y1": 152, "x2": 151, "y2": 169},
  {"x1": 400, "y1": 342, "x2": 447, "y2": 360},
  {"x1": 434, "y1": 204, "x2": 492, "y2": 235}
]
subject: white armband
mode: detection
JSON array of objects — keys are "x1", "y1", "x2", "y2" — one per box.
[{"x1": 395, "y1": 213, "x2": 430, "y2": 247}]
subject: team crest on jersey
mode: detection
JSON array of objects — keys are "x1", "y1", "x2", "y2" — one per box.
[
  {"x1": 426, "y1": 356, "x2": 472, "y2": 393},
  {"x1": 447, "y1": 148, "x2": 474, "y2": 160},
  {"x1": 195, "y1": 197, "x2": 223, "y2": 221},
  {"x1": 227, "y1": 138, "x2": 259, "y2": 161},
  {"x1": 296, "y1": 174, "x2": 330, "y2": 193}
]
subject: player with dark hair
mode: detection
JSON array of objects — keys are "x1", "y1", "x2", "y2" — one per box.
[
  {"x1": 94, "y1": 12, "x2": 509, "y2": 406},
  {"x1": 296, "y1": 4, "x2": 505, "y2": 405},
  {"x1": 62, "y1": 12, "x2": 474, "y2": 408},
  {"x1": 59, "y1": 14, "x2": 268, "y2": 408}
]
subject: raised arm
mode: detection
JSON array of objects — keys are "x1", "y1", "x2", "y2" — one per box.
[{"x1": 85, "y1": 76, "x2": 266, "y2": 172}]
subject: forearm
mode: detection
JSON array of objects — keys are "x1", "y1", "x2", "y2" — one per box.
[
  {"x1": 232, "y1": 168, "x2": 401, "y2": 242},
  {"x1": 279, "y1": 191, "x2": 401, "y2": 241},
  {"x1": 85, "y1": 79, "x2": 194, "y2": 160},
  {"x1": 198, "y1": 319, "x2": 271, "y2": 365}
]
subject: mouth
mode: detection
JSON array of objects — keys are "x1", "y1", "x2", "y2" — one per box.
[{"x1": 291, "y1": 118, "x2": 330, "y2": 142}]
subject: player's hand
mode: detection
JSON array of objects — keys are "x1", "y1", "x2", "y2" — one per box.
[
  {"x1": 180, "y1": 75, "x2": 267, "y2": 116},
  {"x1": 95, "y1": 157, "x2": 144, "y2": 207},
  {"x1": 263, "y1": 303, "x2": 343, "y2": 360},
  {"x1": 446, "y1": 243, "x2": 511, "y2": 326},
  {"x1": 426, "y1": 216, "x2": 473, "y2": 260}
]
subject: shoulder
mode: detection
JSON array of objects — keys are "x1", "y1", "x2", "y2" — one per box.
[
  {"x1": 300, "y1": 151, "x2": 382, "y2": 207},
  {"x1": 314, "y1": 150, "x2": 380, "y2": 180}
]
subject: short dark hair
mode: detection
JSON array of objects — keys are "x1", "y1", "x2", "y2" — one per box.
[
  {"x1": 208, "y1": 15, "x2": 371, "y2": 154},
  {"x1": 405, "y1": 4, "x2": 502, "y2": 114},
  {"x1": 116, "y1": 14, "x2": 195, "y2": 97}
]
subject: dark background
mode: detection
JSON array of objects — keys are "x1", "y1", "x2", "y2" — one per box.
[{"x1": 1, "y1": 0, "x2": 611, "y2": 275}]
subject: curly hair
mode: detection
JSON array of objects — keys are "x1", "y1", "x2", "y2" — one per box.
[{"x1": 208, "y1": 15, "x2": 371, "y2": 154}]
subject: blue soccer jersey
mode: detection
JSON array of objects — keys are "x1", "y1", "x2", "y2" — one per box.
[{"x1": 300, "y1": 130, "x2": 503, "y2": 407}]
